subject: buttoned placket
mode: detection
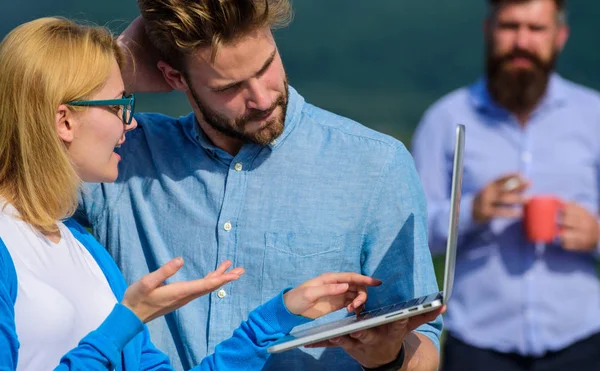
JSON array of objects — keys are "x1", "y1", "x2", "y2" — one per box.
[
  {"x1": 518, "y1": 113, "x2": 546, "y2": 356},
  {"x1": 206, "y1": 146, "x2": 261, "y2": 353}
]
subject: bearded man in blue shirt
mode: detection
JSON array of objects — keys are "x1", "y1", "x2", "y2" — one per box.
[
  {"x1": 75, "y1": 1, "x2": 444, "y2": 370},
  {"x1": 412, "y1": 0, "x2": 600, "y2": 370}
]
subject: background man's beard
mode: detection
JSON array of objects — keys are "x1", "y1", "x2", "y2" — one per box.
[
  {"x1": 486, "y1": 44, "x2": 557, "y2": 114},
  {"x1": 190, "y1": 80, "x2": 289, "y2": 146}
]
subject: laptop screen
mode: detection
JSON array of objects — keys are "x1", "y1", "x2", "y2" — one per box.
[{"x1": 442, "y1": 124, "x2": 465, "y2": 304}]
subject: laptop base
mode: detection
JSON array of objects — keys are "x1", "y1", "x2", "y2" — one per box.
[{"x1": 267, "y1": 292, "x2": 443, "y2": 354}]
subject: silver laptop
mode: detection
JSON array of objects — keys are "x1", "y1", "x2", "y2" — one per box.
[{"x1": 267, "y1": 124, "x2": 465, "y2": 354}]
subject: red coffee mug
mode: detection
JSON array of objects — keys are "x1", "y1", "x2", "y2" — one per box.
[{"x1": 523, "y1": 196, "x2": 564, "y2": 243}]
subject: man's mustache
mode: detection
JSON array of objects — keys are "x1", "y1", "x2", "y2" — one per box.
[
  {"x1": 242, "y1": 94, "x2": 286, "y2": 122},
  {"x1": 496, "y1": 49, "x2": 546, "y2": 69}
]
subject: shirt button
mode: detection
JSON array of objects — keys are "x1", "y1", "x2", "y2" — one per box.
[
  {"x1": 223, "y1": 222, "x2": 232, "y2": 231},
  {"x1": 217, "y1": 289, "x2": 227, "y2": 299},
  {"x1": 234, "y1": 162, "x2": 243, "y2": 171},
  {"x1": 270, "y1": 139, "x2": 277, "y2": 146}
]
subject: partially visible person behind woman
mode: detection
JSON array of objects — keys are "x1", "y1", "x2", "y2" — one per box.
[{"x1": 0, "y1": 17, "x2": 380, "y2": 370}]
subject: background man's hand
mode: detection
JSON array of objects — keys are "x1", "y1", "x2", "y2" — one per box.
[
  {"x1": 473, "y1": 173, "x2": 530, "y2": 223},
  {"x1": 559, "y1": 202, "x2": 600, "y2": 252}
]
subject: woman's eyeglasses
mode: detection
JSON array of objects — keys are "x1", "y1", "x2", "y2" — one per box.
[{"x1": 68, "y1": 94, "x2": 136, "y2": 126}]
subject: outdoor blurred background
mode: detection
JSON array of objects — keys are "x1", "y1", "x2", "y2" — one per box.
[
  {"x1": 5, "y1": 1, "x2": 600, "y2": 144},
  {"x1": 3, "y1": 1, "x2": 600, "y2": 283}
]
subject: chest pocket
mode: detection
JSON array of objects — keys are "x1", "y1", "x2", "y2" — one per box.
[{"x1": 261, "y1": 231, "x2": 344, "y2": 303}]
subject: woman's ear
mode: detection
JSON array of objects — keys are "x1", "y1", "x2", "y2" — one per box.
[{"x1": 55, "y1": 104, "x2": 75, "y2": 143}]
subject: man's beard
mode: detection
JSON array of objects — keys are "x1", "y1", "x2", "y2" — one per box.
[
  {"x1": 486, "y1": 43, "x2": 557, "y2": 114},
  {"x1": 188, "y1": 78, "x2": 289, "y2": 146}
]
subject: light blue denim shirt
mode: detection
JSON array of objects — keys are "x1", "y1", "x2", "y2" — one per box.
[
  {"x1": 412, "y1": 74, "x2": 600, "y2": 356},
  {"x1": 77, "y1": 86, "x2": 442, "y2": 371}
]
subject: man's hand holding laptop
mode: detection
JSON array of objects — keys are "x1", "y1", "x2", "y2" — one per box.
[{"x1": 306, "y1": 306, "x2": 445, "y2": 370}]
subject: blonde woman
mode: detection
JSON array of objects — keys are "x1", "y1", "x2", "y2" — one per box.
[{"x1": 0, "y1": 17, "x2": 380, "y2": 370}]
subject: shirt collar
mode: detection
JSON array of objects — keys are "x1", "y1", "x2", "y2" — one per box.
[
  {"x1": 180, "y1": 85, "x2": 305, "y2": 155},
  {"x1": 469, "y1": 72, "x2": 568, "y2": 115},
  {"x1": 268, "y1": 85, "x2": 304, "y2": 151}
]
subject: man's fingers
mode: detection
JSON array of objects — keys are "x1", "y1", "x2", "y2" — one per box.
[
  {"x1": 491, "y1": 207, "x2": 523, "y2": 219},
  {"x1": 559, "y1": 207, "x2": 581, "y2": 229},
  {"x1": 497, "y1": 173, "x2": 523, "y2": 184},
  {"x1": 140, "y1": 257, "x2": 184, "y2": 291},
  {"x1": 407, "y1": 306, "x2": 445, "y2": 331},
  {"x1": 305, "y1": 336, "x2": 355, "y2": 349},
  {"x1": 349, "y1": 328, "x2": 379, "y2": 344},
  {"x1": 305, "y1": 335, "x2": 357, "y2": 348},
  {"x1": 388, "y1": 318, "x2": 409, "y2": 332},
  {"x1": 516, "y1": 180, "x2": 531, "y2": 193},
  {"x1": 329, "y1": 335, "x2": 356, "y2": 348},
  {"x1": 506, "y1": 179, "x2": 530, "y2": 193},
  {"x1": 559, "y1": 218, "x2": 577, "y2": 229},
  {"x1": 497, "y1": 173, "x2": 528, "y2": 188},
  {"x1": 497, "y1": 173, "x2": 528, "y2": 191},
  {"x1": 559, "y1": 230, "x2": 580, "y2": 250},
  {"x1": 304, "y1": 340, "x2": 338, "y2": 349},
  {"x1": 496, "y1": 193, "x2": 526, "y2": 205}
]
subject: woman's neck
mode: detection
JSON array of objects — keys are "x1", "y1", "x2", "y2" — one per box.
[{"x1": 42, "y1": 229, "x2": 62, "y2": 244}]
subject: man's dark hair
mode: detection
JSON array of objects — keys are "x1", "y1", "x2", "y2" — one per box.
[
  {"x1": 488, "y1": 0, "x2": 567, "y2": 23},
  {"x1": 138, "y1": 0, "x2": 292, "y2": 70},
  {"x1": 488, "y1": 0, "x2": 564, "y2": 9}
]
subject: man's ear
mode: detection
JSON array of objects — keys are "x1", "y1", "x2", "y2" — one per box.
[
  {"x1": 555, "y1": 23, "x2": 569, "y2": 53},
  {"x1": 55, "y1": 104, "x2": 75, "y2": 143},
  {"x1": 157, "y1": 61, "x2": 189, "y2": 92}
]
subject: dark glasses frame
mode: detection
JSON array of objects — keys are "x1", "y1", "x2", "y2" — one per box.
[{"x1": 68, "y1": 94, "x2": 136, "y2": 126}]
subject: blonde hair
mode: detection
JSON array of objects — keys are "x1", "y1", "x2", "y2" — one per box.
[
  {"x1": 0, "y1": 17, "x2": 123, "y2": 233},
  {"x1": 138, "y1": 0, "x2": 292, "y2": 69}
]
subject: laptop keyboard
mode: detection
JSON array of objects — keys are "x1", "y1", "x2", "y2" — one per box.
[{"x1": 360, "y1": 295, "x2": 430, "y2": 318}]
